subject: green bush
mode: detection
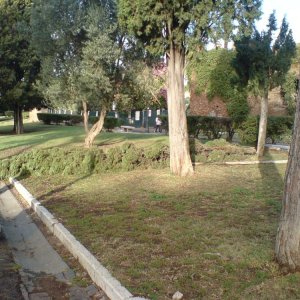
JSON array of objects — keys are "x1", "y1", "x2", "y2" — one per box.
[
  {"x1": 237, "y1": 115, "x2": 294, "y2": 145},
  {"x1": 38, "y1": 113, "x2": 82, "y2": 125},
  {"x1": 38, "y1": 113, "x2": 121, "y2": 130},
  {"x1": 0, "y1": 138, "x2": 260, "y2": 179},
  {"x1": 267, "y1": 116, "x2": 293, "y2": 143},
  {"x1": 237, "y1": 116, "x2": 258, "y2": 146},
  {"x1": 188, "y1": 116, "x2": 234, "y2": 141},
  {"x1": 190, "y1": 138, "x2": 255, "y2": 163},
  {"x1": 5, "y1": 111, "x2": 14, "y2": 118}
]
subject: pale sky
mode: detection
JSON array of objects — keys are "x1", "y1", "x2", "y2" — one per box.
[{"x1": 256, "y1": 0, "x2": 300, "y2": 43}]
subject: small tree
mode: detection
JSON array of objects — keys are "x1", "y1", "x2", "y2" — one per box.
[
  {"x1": 275, "y1": 87, "x2": 300, "y2": 270},
  {"x1": 234, "y1": 13, "x2": 296, "y2": 157},
  {"x1": 118, "y1": 0, "x2": 261, "y2": 176}
]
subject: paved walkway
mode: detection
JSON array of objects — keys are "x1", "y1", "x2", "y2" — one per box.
[{"x1": 0, "y1": 182, "x2": 107, "y2": 300}]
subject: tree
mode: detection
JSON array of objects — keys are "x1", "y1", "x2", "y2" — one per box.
[
  {"x1": 0, "y1": 0, "x2": 41, "y2": 134},
  {"x1": 234, "y1": 13, "x2": 296, "y2": 157},
  {"x1": 118, "y1": 0, "x2": 261, "y2": 176},
  {"x1": 275, "y1": 86, "x2": 300, "y2": 270}
]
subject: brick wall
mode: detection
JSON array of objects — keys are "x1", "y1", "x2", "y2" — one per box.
[{"x1": 190, "y1": 86, "x2": 288, "y2": 117}]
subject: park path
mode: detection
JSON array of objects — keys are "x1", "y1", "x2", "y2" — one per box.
[{"x1": 0, "y1": 182, "x2": 107, "y2": 300}]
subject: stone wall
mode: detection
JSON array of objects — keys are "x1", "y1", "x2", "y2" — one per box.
[{"x1": 190, "y1": 86, "x2": 288, "y2": 117}]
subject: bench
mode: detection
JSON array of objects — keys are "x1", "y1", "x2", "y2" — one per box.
[{"x1": 120, "y1": 125, "x2": 135, "y2": 132}]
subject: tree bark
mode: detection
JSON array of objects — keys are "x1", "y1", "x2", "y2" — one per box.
[
  {"x1": 84, "y1": 108, "x2": 106, "y2": 148},
  {"x1": 82, "y1": 100, "x2": 89, "y2": 134},
  {"x1": 167, "y1": 44, "x2": 194, "y2": 176},
  {"x1": 13, "y1": 104, "x2": 24, "y2": 134},
  {"x1": 256, "y1": 93, "x2": 268, "y2": 157},
  {"x1": 275, "y1": 89, "x2": 300, "y2": 270}
]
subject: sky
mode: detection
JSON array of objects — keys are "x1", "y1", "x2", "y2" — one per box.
[{"x1": 256, "y1": 0, "x2": 300, "y2": 43}]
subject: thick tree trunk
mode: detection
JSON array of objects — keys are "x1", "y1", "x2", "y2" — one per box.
[
  {"x1": 256, "y1": 93, "x2": 268, "y2": 157},
  {"x1": 276, "y1": 89, "x2": 300, "y2": 270},
  {"x1": 167, "y1": 45, "x2": 194, "y2": 176},
  {"x1": 84, "y1": 108, "x2": 106, "y2": 148},
  {"x1": 82, "y1": 100, "x2": 89, "y2": 134},
  {"x1": 13, "y1": 104, "x2": 24, "y2": 134}
]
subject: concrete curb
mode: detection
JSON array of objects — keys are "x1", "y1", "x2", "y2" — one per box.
[
  {"x1": 9, "y1": 178, "x2": 147, "y2": 300},
  {"x1": 194, "y1": 160, "x2": 288, "y2": 166}
]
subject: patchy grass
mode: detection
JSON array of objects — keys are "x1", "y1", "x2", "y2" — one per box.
[
  {"x1": 20, "y1": 157, "x2": 296, "y2": 300},
  {"x1": 0, "y1": 121, "x2": 168, "y2": 159}
]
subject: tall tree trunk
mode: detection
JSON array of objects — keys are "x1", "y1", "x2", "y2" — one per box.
[
  {"x1": 13, "y1": 104, "x2": 24, "y2": 134},
  {"x1": 167, "y1": 44, "x2": 194, "y2": 176},
  {"x1": 276, "y1": 89, "x2": 300, "y2": 270},
  {"x1": 84, "y1": 108, "x2": 106, "y2": 148},
  {"x1": 82, "y1": 100, "x2": 89, "y2": 134},
  {"x1": 256, "y1": 93, "x2": 268, "y2": 157}
]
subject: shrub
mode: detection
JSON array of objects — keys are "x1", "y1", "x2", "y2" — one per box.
[
  {"x1": 237, "y1": 116, "x2": 258, "y2": 146},
  {"x1": 237, "y1": 115, "x2": 294, "y2": 145},
  {"x1": 267, "y1": 116, "x2": 293, "y2": 144},
  {"x1": 187, "y1": 116, "x2": 234, "y2": 141},
  {"x1": 5, "y1": 111, "x2": 14, "y2": 118}
]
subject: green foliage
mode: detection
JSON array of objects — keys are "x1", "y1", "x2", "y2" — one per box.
[
  {"x1": 0, "y1": 139, "x2": 261, "y2": 179},
  {"x1": 189, "y1": 138, "x2": 255, "y2": 163},
  {"x1": 37, "y1": 113, "x2": 82, "y2": 125},
  {"x1": 281, "y1": 72, "x2": 298, "y2": 115},
  {"x1": 234, "y1": 13, "x2": 296, "y2": 96},
  {"x1": 188, "y1": 49, "x2": 236, "y2": 100},
  {"x1": 187, "y1": 116, "x2": 234, "y2": 141},
  {"x1": 188, "y1": 49, "x2": 249, "y2": 125},
  {"x1": 0, "y1": 144, "x2": 172, "y2": 179},
  {"x1": 37, "y1": 113, "x2": 121, "y2": 130},
  {"x1": 238, "y1": 116, "x2": 294, "y2": 145},
  {"x1": 0, "y1": 0, "x2": 41, "y2": 132},
  {"x1": 118, "y1": 1, "x2": 261, "y2": 56},
  {"x1": 237, "y1": 116, "x2": 259, "y2": 146},
  {"x1": 5, "y1": 111, "x2": 14, "y2": 118}
]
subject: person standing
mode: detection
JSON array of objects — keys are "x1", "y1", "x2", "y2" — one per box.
[{"x1": 155, "y1": 116, "x2": 162, "y2": 133}]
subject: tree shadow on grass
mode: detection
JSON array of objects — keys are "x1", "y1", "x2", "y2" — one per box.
[
  {"x1": 36, "y1": 174, "x2": 92, "y2": 203},
  {"x1": 257, "y1": 150, "x2": 286, "y2": 225}
]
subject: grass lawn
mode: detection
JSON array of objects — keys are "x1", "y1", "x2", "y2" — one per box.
[
  {"x1": 2, "y1": 120, "x2": 294, "y2": 299},
  {"x1": 20, "y1": 159, "x2": 299, "y2": 300},
  {"x1": 0, "y1": 121, "x2": 168, "y2": 159}
]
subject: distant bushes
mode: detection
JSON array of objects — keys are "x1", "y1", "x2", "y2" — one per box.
[
  {"x1": 38, "y1": 113, "x2": 121, "y2": 130},
  {"x1": 38, "y1": 113, "x2": 82, "y2": 125}
]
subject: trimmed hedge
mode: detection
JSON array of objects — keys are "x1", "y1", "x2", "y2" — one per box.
[
  {"x1": 164, "y1": 114, "x2": 293, "y2": 145},
  {"x1": 38, "y1": 113, "x2": 82, "y2": 125},
  {"x1": 188, "y1": 116, "x2": 234, "y2": 140},
  {"x1": 160, "y1": 115, "x2": 235, "y2": 141},
  {"x1": 0, "y1": 140, "x2": 258, "y2": 179},
  {"x1": 0, "y1": 143, "x2": 170, "y2": 179},
  {"x1": 38, "y1": 113, "x2": 121, "y2": 130}
]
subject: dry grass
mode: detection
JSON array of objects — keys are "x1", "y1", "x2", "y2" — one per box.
[{"x1": 20, "y1": 159, "x2": 300, "y2": 300}]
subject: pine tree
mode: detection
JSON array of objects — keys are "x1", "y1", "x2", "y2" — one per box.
[
  {"x1": 0, "y1": 0, "x2": 41, "y2": 134},
  {"x1": 234, "y1": 13, "x2": 296, "y2": 157},
  {"x1": 118, "y1": 0, "x2": 261, "y2": 176}
]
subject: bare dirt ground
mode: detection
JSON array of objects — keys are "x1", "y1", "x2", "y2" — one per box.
[{"x1": 0, "y1": 234, "x2": 23, "y2": 300}]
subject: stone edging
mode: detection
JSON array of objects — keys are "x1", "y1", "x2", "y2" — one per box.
[
  {"x1": 194, "y1": 160, "x2": 288, "y2": 166},
  {"x1": 9, "y1": 177, "x2": 147, "y2": 300}
]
